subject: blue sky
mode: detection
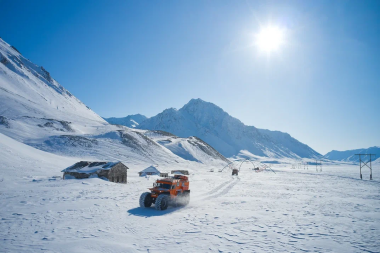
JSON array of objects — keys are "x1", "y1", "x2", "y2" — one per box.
[{"x1": 1, "y1": 0, "x2": 379, "y2": 154}]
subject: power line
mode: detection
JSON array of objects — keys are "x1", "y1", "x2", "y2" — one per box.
[{"x1": 355, "y1": 154, "x2": 376, "y2": 180}]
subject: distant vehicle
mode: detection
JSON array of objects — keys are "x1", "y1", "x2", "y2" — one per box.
[
  {"x1": 171, "y1": 170, "x2": 189, "y2": 175},
  {"x1": 232, "y1": 169, "x2": 239, "y2": 176},
  {"x1": 139, "y1": 175, "x2": 190, "y2": 210}
]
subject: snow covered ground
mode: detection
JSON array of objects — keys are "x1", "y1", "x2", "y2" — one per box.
[{"x1": 1, "y1": 133, "x2": 379, "y2": 253}]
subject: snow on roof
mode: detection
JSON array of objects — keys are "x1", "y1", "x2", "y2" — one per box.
[
  {"x1": 62, "y1": 161, "x2": 124, "y2": 173},
  {"x1": 139, "y1": 165, "x2": 160, "y2": 173}
]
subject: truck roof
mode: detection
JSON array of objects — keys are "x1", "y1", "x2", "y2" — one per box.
[{"x1": 157, "y1": 175, "x2": 188, "y2": 184}]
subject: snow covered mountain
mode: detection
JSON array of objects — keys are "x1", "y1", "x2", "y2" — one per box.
[
  {"x1": 0, "y1": 38, "x2": 227, "y2": 166},
  {"x1": 138, "y1": 98, "x2": 321, "y2": 159},
  {"x1": 144, "y1": 130, "x2": 230, "y2": 164},
  {"x1": 103, "y1": 114, "x2": 147, "y2": 128},
  {"x1": 324, "y1": 146, "x2": 380, "y2": 162},
  {"x1": 0, "y1": 38, "x2": 105, "y2": 126}
]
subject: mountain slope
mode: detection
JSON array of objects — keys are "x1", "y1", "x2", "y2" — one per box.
[
  {"x1": 324, "y1": 146, "x2": 380, "y2": 162},
  {"x1": 104, "y1": 114, "x2": 147, "y2": 128},
  {"x1": 138, "y1": 98, "x2": 321, "y2": 159},
  {"x1": 0, "y1": 38, "x2": 228, "y2": 166},
  {"x1": 0, "y1": 38, "x2": 105, "y2": 125},
  {"x1": 144, "y1": 130, "x2": 230, "y2": 164}
]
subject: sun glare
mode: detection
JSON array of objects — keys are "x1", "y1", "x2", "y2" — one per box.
[{"x1": 256, "y1": 26, "x2": 285, "y2": 52}]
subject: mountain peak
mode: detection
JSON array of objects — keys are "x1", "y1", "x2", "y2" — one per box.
[
  {"x1": 138, "y1": 99, "x2": 320, "y2": 158},
  {"x1": 187, "y1": 98, "x2": 206, "y2": 104},
  {"x1": 183, "y1": 98, "x2": 214, "y2": 108},
  {"x1": 181, "y1": 98, "x2": 226, "y2": 118},
  {"x1": 163, "y1": 107, "x2": 177, "y2": 112}
]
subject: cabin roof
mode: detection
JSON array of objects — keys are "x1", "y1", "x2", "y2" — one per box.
[
  {"x1": 139, "y1": 165, "x2": 160, "y2": 173},
  {"x1": 62, "y1": 161, "x2": 127, "y2": 173}
]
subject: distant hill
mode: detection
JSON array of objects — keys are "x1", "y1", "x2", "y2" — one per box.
[
  {"x1": 103, "y1": 114, "x2": 147, "y2": 128},
  {"x1": 324, "y1": 146, "x2": 380, "y2": 162}
]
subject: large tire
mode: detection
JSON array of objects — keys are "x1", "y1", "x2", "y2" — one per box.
[
  {"x1": 139, "y1": 192, "x2": 153, "y2": 208},
  {"x1": 155, "y1": 194, "x2": 170, "y2": 210}
]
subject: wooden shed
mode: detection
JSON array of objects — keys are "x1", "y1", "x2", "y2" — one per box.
[{"x1": 62, "y1": 161, "x2": 129, "y2": 183}]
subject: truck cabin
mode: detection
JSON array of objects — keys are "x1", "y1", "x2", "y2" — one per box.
[{"x1": 149, "y1": 176, "x2": 190, "y2": 198}]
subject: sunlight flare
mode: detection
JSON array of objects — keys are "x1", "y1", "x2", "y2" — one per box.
[{"x1": 256, "y1": 25, "x2": 285, "y2": 52}]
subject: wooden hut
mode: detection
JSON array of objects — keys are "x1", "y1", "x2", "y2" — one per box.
[{"x1": 62, "y1": 161, "x2": 129, "y2": 183}]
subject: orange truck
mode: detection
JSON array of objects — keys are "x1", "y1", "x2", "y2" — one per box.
[{"x1": 139, "y1": 175, "x2": 190, "y2": 210}]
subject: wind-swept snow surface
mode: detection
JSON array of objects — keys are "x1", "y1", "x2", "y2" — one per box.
[{"x1": 1, "y1": 139, "x2": 379, "y2": 252}]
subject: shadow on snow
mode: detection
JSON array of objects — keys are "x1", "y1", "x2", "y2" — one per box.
[{"x1": 127, "y1": 206, "x2": 185, "y2": 217}]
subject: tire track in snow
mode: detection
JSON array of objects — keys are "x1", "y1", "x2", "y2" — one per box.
[
  {"x1": 200, "y1": 179, "x2": 233, "y2": 197},
  {"x1": 203, "y1": 177, "x2": 240, "y2": 200}
]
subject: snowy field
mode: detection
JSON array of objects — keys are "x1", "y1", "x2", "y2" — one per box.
[{"x1": 1, "y1": 134, "x2": 379, "y2": 253}]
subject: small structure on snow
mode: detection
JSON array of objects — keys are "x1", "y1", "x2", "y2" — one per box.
[
  {"x1": 139, "y1": 166, "x2": 161, "y2": 176},
  {"x1": 171, "y1": 170, "x2": 189, "y2": 175},
  {"x1": 160, "y1": 172, "x2": 169, "y2": 177},
  {"x1": 62, "y1": 161, "x2": 129, "y2": 183}
]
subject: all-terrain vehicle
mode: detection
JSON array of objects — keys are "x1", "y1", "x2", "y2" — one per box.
[{"x1": 139, "y1": 175, "x2": 190, "y2": 210}]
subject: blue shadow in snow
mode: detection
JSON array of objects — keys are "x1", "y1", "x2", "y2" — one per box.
[{"x1": 127, "y1": 206, "x2": 184, "y2": 217}]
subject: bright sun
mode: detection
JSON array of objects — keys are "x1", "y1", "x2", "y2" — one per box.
[{"x1": 256, "y1": 26, "x2": 285, "y2": 52}]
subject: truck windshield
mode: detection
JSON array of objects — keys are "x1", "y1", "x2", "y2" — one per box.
[{"x1": 156, "y1": 183, "x2": 171, "y2": 189}]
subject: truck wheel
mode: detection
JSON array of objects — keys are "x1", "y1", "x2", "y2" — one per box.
[
  {"x1": 155, "y1": 194, "x2": 170, "y2": 210},
  {"x1": 139, "y1": 192, "x2": 153, "y2": 208}
]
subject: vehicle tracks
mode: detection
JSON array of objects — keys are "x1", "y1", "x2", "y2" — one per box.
[
  {"x1": 200, "y1": 179, "x2": 234, "y2": 197},
  {"x1": 203, "y1": 177, "x2": 240, "y2": 200}
]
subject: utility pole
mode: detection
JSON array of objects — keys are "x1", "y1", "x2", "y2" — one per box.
[
  {"x1": 315, "y1": 159, "x2": 322, "y2": 172},
  {"x1": 355, "y1": 154, "x2": 376, "y2": 180}
]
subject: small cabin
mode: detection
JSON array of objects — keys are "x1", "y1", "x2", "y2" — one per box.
[
  {"x1": 62, "y1": 161, "x2": 129, "y2": 183},
  {"x1": 138, "y1": 166, "x2": 160, "y2": 176},
  {"x1": 171, "y1": 170, "x2": 189, "y2": 175}
]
